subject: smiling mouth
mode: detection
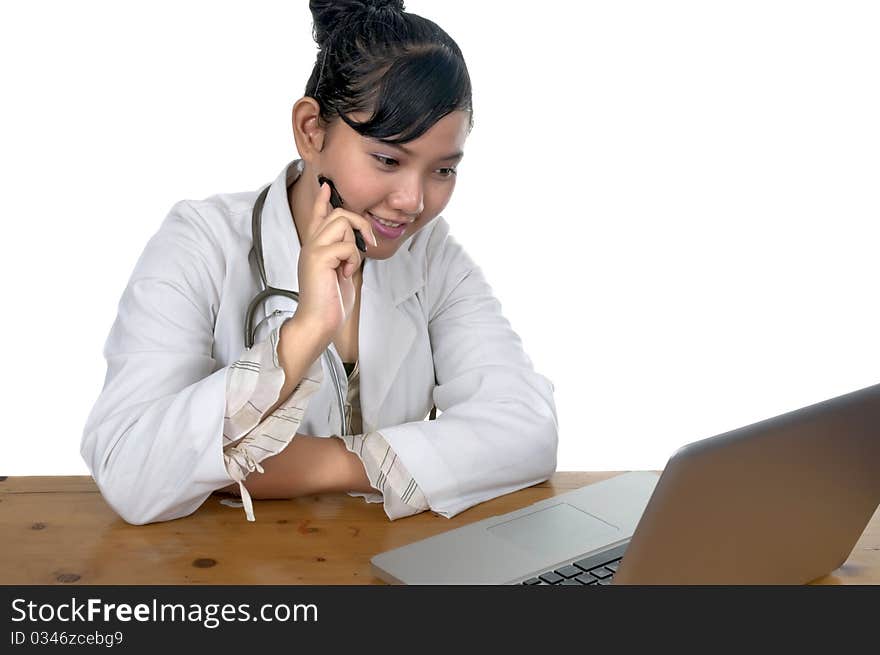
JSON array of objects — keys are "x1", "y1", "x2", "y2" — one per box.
[{"x1": 369, "y1": 212, "x2": 407, "y2": 228}]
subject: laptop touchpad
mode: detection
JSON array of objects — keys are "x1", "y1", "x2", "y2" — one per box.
[{"x1": 488, "y1": 503, "x2": 620, "y2": 560}]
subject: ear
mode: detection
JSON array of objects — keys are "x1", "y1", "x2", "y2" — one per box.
[{"x1": 291, "y1": 97, "x2": 327, "y2": 160}]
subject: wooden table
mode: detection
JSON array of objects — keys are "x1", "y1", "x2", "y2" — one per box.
[{"x1": 2, "y1": 472, "x2": 878, "y2": 585}]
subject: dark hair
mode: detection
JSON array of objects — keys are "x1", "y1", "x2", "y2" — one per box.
[{"x1": 305, "y1": 0, "x2": 474, "y2": 146}]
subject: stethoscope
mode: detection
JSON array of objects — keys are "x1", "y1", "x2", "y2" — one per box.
[{"x1": 243, "y1": 183, "x2": 348, "y2": 436}]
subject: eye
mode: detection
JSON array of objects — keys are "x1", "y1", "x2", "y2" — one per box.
[
  {"x1": 372, "y1": 155, "x2": 398, "y2": 167},
  {"x1": 372, "y1": 154, "x2": 457, "y2": 179}
]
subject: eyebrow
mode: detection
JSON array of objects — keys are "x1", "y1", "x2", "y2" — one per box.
[{"x1": 375, "y1": 139, "x2": 464, "y2": 162}]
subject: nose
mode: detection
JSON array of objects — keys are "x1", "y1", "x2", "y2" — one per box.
[{"x1": 390, "y1": 175, "x2": 424, "y2": 219}]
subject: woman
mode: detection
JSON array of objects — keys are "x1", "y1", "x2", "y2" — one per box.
[{"x1": 81, "y1": 0, "x2": 558, "y2": 525}]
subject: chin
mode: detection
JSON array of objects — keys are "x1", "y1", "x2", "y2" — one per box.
[{"x1": 367, "y1": 247, "x2": 398, "y2": 261}]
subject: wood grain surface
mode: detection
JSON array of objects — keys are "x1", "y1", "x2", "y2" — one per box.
[{"x1": 1, "y1": 472, "x2": 877, "y2": 585}]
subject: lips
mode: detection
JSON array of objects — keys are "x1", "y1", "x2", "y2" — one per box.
[
  {"x1": 368, "y1": 212, "x2": 409, "y2": 240},
  {"x1": 368, "y1": 212, "x2": 409, "y2": 227}
]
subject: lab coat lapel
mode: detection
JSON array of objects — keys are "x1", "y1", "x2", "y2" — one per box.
[{"x1": 359, "y1": 241, "x2": 424, "y2": 433}]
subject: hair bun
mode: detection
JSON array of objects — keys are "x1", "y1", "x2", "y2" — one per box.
[
  {"x1": 310, "y1": 0, "x2": 406, "y2": 47},
  {"x1": 360, "y1": 0, "x2": 405, "y2": 14}
]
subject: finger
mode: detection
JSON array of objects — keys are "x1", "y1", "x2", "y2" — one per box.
[
  {"x1": 339, "y1": 227, "x2": 358, "y2": 278},
  {"x1": 313, "y1": 209, "x2": 378, "y2": 249},
  {"x1": 337, "y1": 218, "x2": 356, "y2": 275},
  {"x1": 313, "y1": 213, "x2": 377, "y2": 250},
  {"x1": 307, "y1": 181, "x2": 334, "y2": 240},
  {"x1": 328, "y1": 209, "x2": 376, "y2": 249},
  {"x1": 319, "y1": 240, "x2": 362, "y2": 278}
]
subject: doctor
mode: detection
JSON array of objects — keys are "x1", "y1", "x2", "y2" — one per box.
[{"x1": 80, "y1": 0, "x2": 558, "y2": 525}]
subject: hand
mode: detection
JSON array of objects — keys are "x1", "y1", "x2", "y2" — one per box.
[{"x1": 295, "y1": 181, "x2": 378, "y2": 339}]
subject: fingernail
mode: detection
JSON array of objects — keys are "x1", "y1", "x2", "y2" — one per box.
[{"x1": 373, "y1": 233, "x2": 378, "y2": 247}]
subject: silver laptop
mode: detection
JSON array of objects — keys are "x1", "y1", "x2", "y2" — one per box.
[{"x1": 371, "y1": 382, "x2": 880, "y2": 584}]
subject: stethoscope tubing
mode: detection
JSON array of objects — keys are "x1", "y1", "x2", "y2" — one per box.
[{"x1": 244, "y1": 183, "x2": 347, "y2": 436}]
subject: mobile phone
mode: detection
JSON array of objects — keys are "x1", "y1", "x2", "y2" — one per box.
[{"x1": 317, "y1": 174, "x2": 367, "y2": 253}]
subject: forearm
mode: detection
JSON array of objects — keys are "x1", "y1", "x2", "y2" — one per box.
[
  {"x1": 220, "y1": 433, "x2": 373, "y2": 499},
  {"x1": 262, "y1": 315, "x2": 330, "y2": 419}
]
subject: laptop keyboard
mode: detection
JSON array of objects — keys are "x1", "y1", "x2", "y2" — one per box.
[{"x1": 519, "y1": 541, "x2": 628, "y2": 585}]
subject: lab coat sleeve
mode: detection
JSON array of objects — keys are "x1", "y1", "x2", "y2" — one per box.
[
  {"x1": 222, "y1": 320, "x2": 323, "y2": 448},
  {"x1": 376, "y1": 220, "x2": 559, "y2": 518},
  {"x1": 222, "y1": 323, "x2": 325, "y2": 522},
  {"x1": 336, "y1": 431, "x2": 430, "y2": 520},
  {"x1": 80, "y1": 200, "x2": 238, "y2": 525}
]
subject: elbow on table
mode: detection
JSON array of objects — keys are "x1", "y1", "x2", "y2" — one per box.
[
  {"x1": 81, "y1": 431, "x2": 202, "y2": 526},
  {"x1": 108, "y1": 502, "x2": 159, "y2": 527},
  {"x1": 510, "y1": 375, "x2": 559, "y2": 478},
  {"x1": 89, "y1": 468, "x2": 184, "y2": 525},
  {"x1": 95, "y1": 474, "x2": 204, "y2": 526},
  {"x1": 529, "y1": 401, "x2": 559, "y2": 482},
  {"x1": 490, "y1": 392, "x2": 559, "y2": 480},
  {"x1": 539, "y1": 416, "x2": 559, "y2": 481}
]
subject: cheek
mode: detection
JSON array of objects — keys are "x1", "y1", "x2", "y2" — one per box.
[
  {"x1": 340, "y1": 163, "x2": 381, "y2": 207},
  {"x1": 424, "y1": 186, "x2": 454, "y2": 218}
]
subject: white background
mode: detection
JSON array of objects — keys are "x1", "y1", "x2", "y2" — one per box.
[{"x1": 1, "y1": 1, "x2": 878, "y2": 476}]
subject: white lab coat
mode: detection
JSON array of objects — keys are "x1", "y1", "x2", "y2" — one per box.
[{"x1": 81, "y1": 159, "x2": 558, "y2": 525}]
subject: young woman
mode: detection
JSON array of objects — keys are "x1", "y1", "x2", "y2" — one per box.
[{"x1": 81, "y1": 0, "x2": 558, "y2": 525}]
